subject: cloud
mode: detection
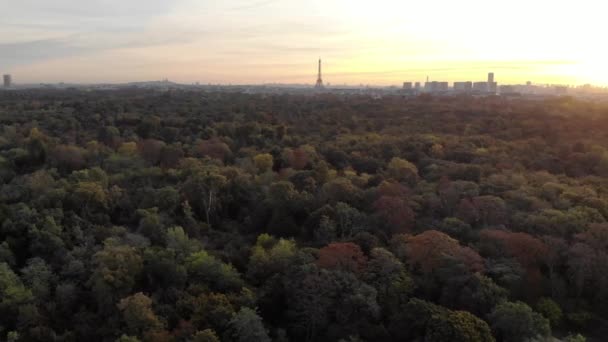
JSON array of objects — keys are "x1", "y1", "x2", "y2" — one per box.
[
  {"x1": 0, "y1": 38, "x2": 89, "y2": 66},
  {"x1": 0, "y1": 1, "x2": 184, "y2": 45},
  {"x1": 7, "y1": 0, "x2": 177, "y2": 19},
  {"x1": 230, "y1": 0, "x2": 281, "y2": 11},
  {"x1": 0, "y1": 29, "x2": 205, "y2": 68}
]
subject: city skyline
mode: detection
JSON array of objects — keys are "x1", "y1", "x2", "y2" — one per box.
[{"x1": 2, "y1": 0, "x2": 607, "y2": 86}]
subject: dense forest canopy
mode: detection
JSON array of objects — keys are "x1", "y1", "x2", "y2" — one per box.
[{"x1": 1, "y1": 89, "x2": 608, "y2": 341}]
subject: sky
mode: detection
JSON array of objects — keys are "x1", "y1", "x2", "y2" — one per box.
[{"x1": 1, "y1": 0, "x2": 607, "y2": 86}]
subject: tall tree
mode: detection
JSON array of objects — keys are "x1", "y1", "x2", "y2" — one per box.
[
  {"x1": 489, "y1": 301, "x2": 550, "y2": 342},
  {"x1": 226, "y1": 308, "x2": 270, "y2": 342}
]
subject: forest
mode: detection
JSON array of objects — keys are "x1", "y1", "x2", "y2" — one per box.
[{"x1": 1, "y1": 89, "x2": 608, "y2": 341}]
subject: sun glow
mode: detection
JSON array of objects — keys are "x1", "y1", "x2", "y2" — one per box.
[{"x1": 322, "y1": 0, "x2": 608, "y2": 85}]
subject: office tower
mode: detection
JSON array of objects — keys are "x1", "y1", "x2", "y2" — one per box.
[
  {"x1": 3, "y1": 74, "x2": 11, "y2": 88},
  {"x1": 403, "y1": 82, "x2": 413, "y2": 90},
  {"x1": 454, "y1": 81, "x2": 473, "y2": 92},
  {"x1": 425, "y1": 81, "x2": 449, "y2": 93},
  {"x1": 473, "y1": 82, "x2": 489, "y2": 92},
  {"x1": 488, "y1": 72, "x2": 497, "y2": 94}
]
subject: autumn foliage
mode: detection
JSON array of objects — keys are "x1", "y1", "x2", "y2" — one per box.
[
  {"x1": 2, "y1": 90, "x2": 608, "y2": 341},
  {"x1": 316, "y1": 242, "x2": 368, "y2": 273},
  {"x1": 405, "y1": 230, "x2": 484, "y2": 274}
]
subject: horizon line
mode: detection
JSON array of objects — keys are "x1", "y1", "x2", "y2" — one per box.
[{"x1": 5, "y1": 80, "x2": 607, "y2": 88}]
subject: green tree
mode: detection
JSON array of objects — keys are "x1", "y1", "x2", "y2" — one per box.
[
  {"x1": 98, "y1": 126, "x2": 121, "y2": 148},
  {"x1": 564, "y1": 334, "x2": 586, "y2": 342},
  {"x1": 285, "y1": 264, "x2": 379, "y2": 341},
  {"x1": 186, "y1": 251, "x2": 243, "y2": 292},
  {"x1": 247, "y1": 234, "x2": 297, "y2": 284},
  {"x1": 535, "y1": 298, "x2": 562, "y2": 329},
  {"x1": 440, "y1": 273, "x2": 508, "y2": 317},
  {"x1": 136, "y1": 208, "x2": 166, "y2": 246},
  {"x1": 386, "y1": 157, "x2": 418, "y2": 185},
  {"x1": 21, "y1": 257, "x2": 54, "y2": 302},
  {"x1": 182, "y1": 171, "x2": 227, "y2": 224},
  {"x1": 89, "y1": 244, "x2": 143, "y2": 311},
  {"x1": 426, "y1": 310, "x2": 495, "y2": 342},
  {"x1": 117, "y1": 293, "x2": 163, "y2": 336},
  {"x1": 0, "y1": 263, "x2": 34, "y2": 331},
  {"x1": 192, "y1": 329, "x2": 220, "y2": 342},
  {"x1": 363, "y1": 248, "x2": 414, "y2": 313},
  {"x1": 489, "y1": 301, "x2": 550, "y2": 342},
  {"x1": 7, "y1": 331, "x2": 20, "y2": 342},
  {"x1": 166, "y1": 226, "x2": 199, "y2": 255},
  {"x1": 191, "y1": 292, "x2": 235, "y2": 331},
  {"x1": 334, "y1": 202, "x2": 365, "y2": 239},
  {"x1": 143, "y1": 248, "x2": 187, "y2": 291},
  {"x1": 118, "y1": 142, "x2": 138, "y2": 156},
  {"x1": 72, "y1": 181, "x2": 108, "y2": 216},
  {"x1": 254, "y1": 154, "x2": 274, "y2": 173},
  {"x1": 226, "y1": 307, "x2": 270, "y2": 342},
  {"x1": 389, "y1": 298, "x2": 447, "y2": 340}
]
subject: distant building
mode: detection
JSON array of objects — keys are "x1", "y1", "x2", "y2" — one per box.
[
  {"x1": 415, "y1": 82, "x2": 421, "y2": 91},
  {"x1": 487, "y1": 72, "x2": 497, "y2": 94},
  {"x1": 454, "y1": 81, "x2": 473, "y2": 92},
  {"x1": 403, "y1": 82, "x2": 413, "y2": 90},
  {"x1": 425, "y1": 81, "x2": 449, "y2": 93},
  {"x1": 499, "y1": 85, "x2": 518, "y2": 95},
  {"x1": 488, "y1": 82, "x2": 497, "y2": 94},
  {"x1": 3, "y1": 74, "x2": 11, "y2": 88},
  {"x1": 555, "y1": 86, "x2": 568, "y2": 95},
  {"x1": 473, "y1": 82, "x2": 489, "y2": 92}
]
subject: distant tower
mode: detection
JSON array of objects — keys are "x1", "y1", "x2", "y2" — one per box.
[
  {"x1": 488, "y1": 72, "x2": 497, "y2": 94},
  {"x1": 315, "y1": 59, "x2": 324, "y2": 89},
  {"x1": 3, "y1": 74, "x2": 11, "y2": 88}
]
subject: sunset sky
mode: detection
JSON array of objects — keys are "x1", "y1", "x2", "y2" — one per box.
[{"x1": 2, "y1": 0, "x2": 606, "y2": 86}]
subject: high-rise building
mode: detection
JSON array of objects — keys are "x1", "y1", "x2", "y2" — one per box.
[
  {"x1": 454, "y1": 81, "x2": 473, "y2": 92},
  {"x1": 315, "y1": 59, "x2": 324, "y2": 89},
  {"x1": 473, "y1": 82, "x2": 489, "y2": 92},
  {"x1": 425, "y1": 81, "x2": 449, "y2": 93},
  {"x1": 499, "y1": 85, "x2": 516, "y2": 94},
  {"x1": 489, "y1": 82, "x2": 497, "y2": 94},
  {"x1": 555, "y1": 86, "x2": 568, "y2": 95},
  {"x1": 403, "y1": 82, "x2": 413, "y2": 90},
  {"x1": 487, "y1": 72, "x2": 497, "y2": 94},
  {"x1": 3, "y1": 74, "x2": 11, "y2": 88}
]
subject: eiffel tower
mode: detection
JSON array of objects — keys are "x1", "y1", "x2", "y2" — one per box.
[{"x1": 315, "y1": 58, "x2": 324, "y2": 89}]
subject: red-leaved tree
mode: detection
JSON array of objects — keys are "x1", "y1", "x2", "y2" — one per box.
[{"x1": 317, "y1": 242, "x2": 368, "y2": 273}]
